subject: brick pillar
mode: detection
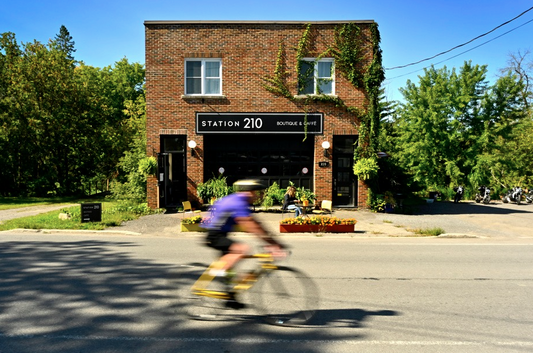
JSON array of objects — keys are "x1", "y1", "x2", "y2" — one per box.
[
  {"x1": 147, "y1": 175, "x2": 158, "y2": 209},
  {"x1": 358, "y1": 179, "x2": 370, "y2": 209}
]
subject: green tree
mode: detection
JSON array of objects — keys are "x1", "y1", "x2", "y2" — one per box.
[
  {"x1": 109, "y1": 95, "x2": 152, "y2": 202},
  {"x1": 0, "y1": 29, "x2": 145, "y2": 197},
  {"x1": 394, "y1": 61, "x2": 526, "y2": 193},
  {"x1": 53, "y1": 25, "x2": 76, "y2": 61}
]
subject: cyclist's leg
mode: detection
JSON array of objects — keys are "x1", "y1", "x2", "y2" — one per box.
[
  {"x1": 206, "y1": 234, "x2": 250, "y2": 275},
  {"x1": 220, "y1": 241, "x2": 249, "y2": 271}
]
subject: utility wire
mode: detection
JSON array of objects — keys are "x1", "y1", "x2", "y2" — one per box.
[
  {"x1": 385, "y1": 6, "x2": 533, "y2": 70},
  {"x1": 384, "y1": 17, "x2": 533, "y2": 82}
]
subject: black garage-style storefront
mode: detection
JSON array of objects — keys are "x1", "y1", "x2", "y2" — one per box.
[
  {"x1": 157, "y1": 112, "x2": 357, "y2": 209},
  {"x1": 200, "y1": 112, "x2": 322, "y2": 190}
]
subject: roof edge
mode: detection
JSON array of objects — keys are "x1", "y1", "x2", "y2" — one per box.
[{"x1": 144, "y1": 20, "x2": 375, "y2": 26}]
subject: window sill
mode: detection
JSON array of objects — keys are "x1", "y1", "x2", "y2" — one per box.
[
  {"x1": 181, "y1": 95, "x2": 227, "y2": 100},
  {"x1": 293, "y1": 94, "x2": 338, "y2": 99}
]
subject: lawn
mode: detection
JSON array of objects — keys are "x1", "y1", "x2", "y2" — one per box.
[
  {"x1": 0, "y1": 196, "x2": 78, "y2": 210},
  {"x1": 0, "y1": 197, "x2": 159, "y2": 231}
]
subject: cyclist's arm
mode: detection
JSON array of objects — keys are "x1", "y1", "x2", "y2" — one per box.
[{"x1": 235, "y1": 216, "x2": 283, "y2": 247}]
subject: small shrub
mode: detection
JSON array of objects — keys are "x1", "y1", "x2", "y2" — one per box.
[
  {"x1": 370, "y1": 194, "x2": 386, "y2": 212},
  {"x1": 412, "y1": 227, "x2": 445, "y2": 236}
]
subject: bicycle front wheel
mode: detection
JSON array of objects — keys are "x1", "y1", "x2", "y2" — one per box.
[{"x1": 253, "y1": 266, "x2": 319, "y2": 326}]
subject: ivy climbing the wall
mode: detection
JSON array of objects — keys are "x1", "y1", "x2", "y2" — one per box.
[{"x1": 261, "y1": 22, "x2": 385, "y2": 187}]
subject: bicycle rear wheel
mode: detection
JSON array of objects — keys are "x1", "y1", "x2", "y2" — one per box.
[{"x1": 253, "y1": 266, "x2": 319, "y2": 326}]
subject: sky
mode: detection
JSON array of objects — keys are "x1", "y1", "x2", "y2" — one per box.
[{"x1": 2, "y1": 0, "x2": 532, "y2": 102}]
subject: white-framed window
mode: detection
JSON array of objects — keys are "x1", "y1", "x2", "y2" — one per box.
[
  {"x1": 298, "y1": 58, "x2": 335, "y2": 95},
  {"x1": 185, "y1": 59, "x2": 222, "y2": 95}
]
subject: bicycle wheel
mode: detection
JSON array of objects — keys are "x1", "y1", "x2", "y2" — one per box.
[
  {"x1": 253, "y1": 266, "x2": 319, "y2": 326},
  {"x1": 185, "y1": 278, "x2": 230, "y2": 321}
]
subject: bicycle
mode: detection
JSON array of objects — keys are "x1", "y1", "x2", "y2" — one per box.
[{"x1": 186, "y1": 250, "x2": 319, "y2": 326}]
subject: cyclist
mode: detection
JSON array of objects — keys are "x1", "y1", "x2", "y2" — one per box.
[{"x1": 203, "y1": 179, "x2": 286, "y2": 309}]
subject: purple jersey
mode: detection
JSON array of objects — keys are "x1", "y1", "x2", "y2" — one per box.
[{"x1": 204, "y1": 193, "x2": 251, "y2": 232}]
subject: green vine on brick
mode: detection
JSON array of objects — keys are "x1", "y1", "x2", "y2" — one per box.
[
  {"x1": 332, "y1": 23, "x2": 364, "y2": 89},
  {"x1": 295, "y1": 23, "x2": 313, "y2": 93},
  {"x1": 261, "y1": 22, "x2": 385, "y2": 162},
  {"x1": 356, "y1": 23, "x2": 385, "y2": 160},
  {"x1": 262, "y1": 41, "x2": 292, "y2": 98}
]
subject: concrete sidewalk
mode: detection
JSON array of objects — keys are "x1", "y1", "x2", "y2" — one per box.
[
  {"x1": 4, "y1": 201, "x2": 531, "y2": 238},
  {"x1": 112, "y1": 208, "x2": 421, "y2": 238}
]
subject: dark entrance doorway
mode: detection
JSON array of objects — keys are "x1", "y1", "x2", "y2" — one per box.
[
  {"x1": 333, "y1": 135, "x2": 357, "y2": 207},
  {"x1": 203, "y1": 134, "x2": 314, "y2": 189},
  {"x1": 158, "y1": 136, "x2": 187, "y2": 209}
]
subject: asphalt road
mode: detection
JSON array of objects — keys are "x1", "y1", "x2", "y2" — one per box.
[{"x1": 0, "y1": 232, "x2": 532, "y2": 353}]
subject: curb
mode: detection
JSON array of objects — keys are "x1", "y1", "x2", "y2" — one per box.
[
  {"x1": 437, "y1": 233, "x2": 480, "y2": 238},
  {"x1": 1, "y1": 228, "x2": 142, "y2": 236}
]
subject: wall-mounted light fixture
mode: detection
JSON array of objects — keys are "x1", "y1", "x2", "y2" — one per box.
[
  {"x1": 321, "y1": 141, "x2": 331, "y2": 158},
  {"x1": 188, "y1": 140, "x2": 197, "y2": 157}
]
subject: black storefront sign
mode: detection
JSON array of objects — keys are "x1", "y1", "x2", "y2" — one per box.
[
  {"x1": 81, "y1": 203, "x2": 102, "y2": 223},
  {"x1": 196, "y1": 113, "x2": 323, "y2": 134}
]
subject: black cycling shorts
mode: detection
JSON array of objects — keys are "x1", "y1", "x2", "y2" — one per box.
[{"x1": 206, "y1": 230, "x2": 235, "y2": 255}]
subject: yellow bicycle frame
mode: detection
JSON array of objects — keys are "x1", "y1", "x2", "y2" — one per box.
[{"x1": 191, "y1": 253, "x2": 278, "y2": 299}]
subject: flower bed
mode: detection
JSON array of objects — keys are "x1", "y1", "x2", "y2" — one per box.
[
  {"x1": 279, "y1": 216, "x2": 356, "y2": 233},
  {"x1": 180, "y1": 215, "x2": 244, "y2": 232}
]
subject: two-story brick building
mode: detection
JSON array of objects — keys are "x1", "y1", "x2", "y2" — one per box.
[{"x1": 144, "y1": 20, "x2": 379, "y2": 210}]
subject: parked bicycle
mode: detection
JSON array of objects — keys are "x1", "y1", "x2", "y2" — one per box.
[{"x1": 186, "y1": 249, "x2": 319, "y2": 326}]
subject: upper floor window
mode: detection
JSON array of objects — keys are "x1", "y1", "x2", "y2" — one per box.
[
  {"x1": 185, "y1": 59, "x2": 222, "y2": 95},
  {"x1": 298, "y1": 58, "x2": 335, "y2": 95}
]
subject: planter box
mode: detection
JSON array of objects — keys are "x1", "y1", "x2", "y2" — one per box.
[
  {"x1": 180, "y1": 223, "x2": 206, "y2": 232},
  {"x1": 279, "y1": 224, "x2": 355, "y2": 233},
  {"x1": 180, "y1": 224, "x2": 246, "y2": 232}
]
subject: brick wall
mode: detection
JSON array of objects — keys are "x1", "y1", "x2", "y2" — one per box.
[{"x1": 145, "y1": 21, "x2": 374, "y2": 209}]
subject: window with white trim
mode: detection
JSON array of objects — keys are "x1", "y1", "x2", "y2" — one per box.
[
  {"x1": 185, "y1": 59, "x2": 222, "y2": 95},
  {"x1": 298, "y1": 58, "x2": 335, "y2": 95}
]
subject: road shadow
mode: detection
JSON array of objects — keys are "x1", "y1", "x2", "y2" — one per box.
[
  {"x1": 0, "y1": 240, "x2": 399, "y2": 353},
  {"x1": 308, "y1": 308, "x2": 398, "y2": 328},
  {"x1": 407, "y1": 200, "x2": 533, "y2": 216}
]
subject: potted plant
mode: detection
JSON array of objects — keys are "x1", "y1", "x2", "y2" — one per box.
[
  {"x1": 196, "y1": 175, "x2": 233, "y2": 204},
  {"x1": 295, "y1": 186, "x2": 316, "y2": 206},
  {"x1": 384, "y1": 191, "x2": 396, "y2": 213}
]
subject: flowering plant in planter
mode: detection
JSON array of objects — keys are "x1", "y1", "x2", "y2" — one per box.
[
  {"x1": 181, "y1": 215, "x2": 204, "y2": 224},
  {"x1": 279, "y1": 216, "x2": 356, "y2": 233},
  {"x1": 180, "y1": 216, "x2": 246, "y2": 232},
  {"x1": 181, "y1": 215, "x2": 213, "y2": 226},
  {"x1": 280, "y1": 216, "x2": 357, "y2": 226}
]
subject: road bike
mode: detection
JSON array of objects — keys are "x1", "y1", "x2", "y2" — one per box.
[{"x1": 186, "y1": 251, "x2": 319, "y2": 326}]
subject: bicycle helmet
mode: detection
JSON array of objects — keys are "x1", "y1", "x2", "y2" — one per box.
[{"x1": 233, "y1": 179, "x2": 267, "y2": 192}]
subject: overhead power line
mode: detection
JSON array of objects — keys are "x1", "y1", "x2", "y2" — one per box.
[
  {"x1": 384, "y1": 17, "x2": 533, "y2": 81},
  {"x1": 386, "y1": 5, "x2": 533, "y2": 70}
]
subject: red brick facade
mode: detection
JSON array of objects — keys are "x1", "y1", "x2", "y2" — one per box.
[{"x1": 144, "y1": 21, "x2": 375, "y2": 209}]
